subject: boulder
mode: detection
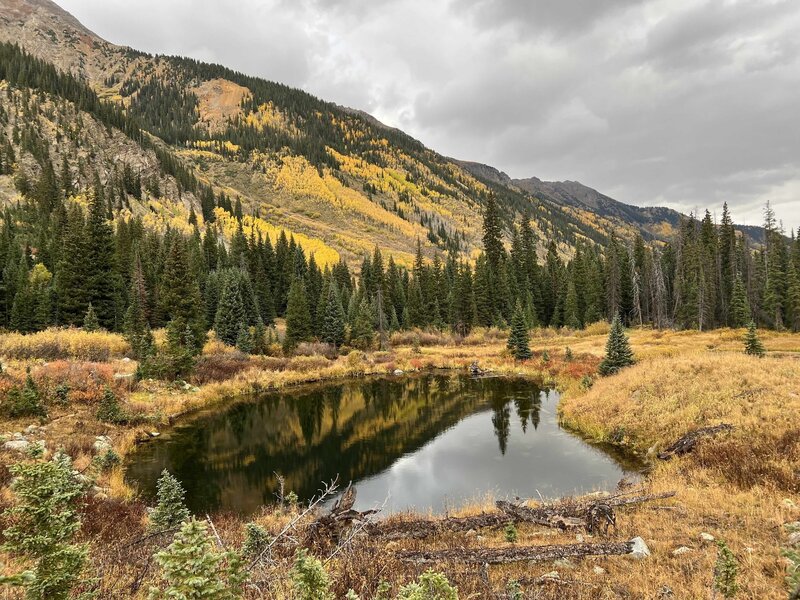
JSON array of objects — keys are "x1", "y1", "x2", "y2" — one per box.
[
  {"x1": 699, "y1": 532, "x2": 715, "y2": 543},
  {"x1": 3, "y1": 439, "x2": 29, "y2": 453},
  {"x1": 629, "y1": 536, "x2": 651, "y2": 559}
]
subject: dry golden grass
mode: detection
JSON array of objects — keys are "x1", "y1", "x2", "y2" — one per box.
[{"x1": 0, "y1": 327, "x2": 798, "y2": 597}]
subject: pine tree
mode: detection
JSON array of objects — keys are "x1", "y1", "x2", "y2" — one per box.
[
  {"x1": 506, "y1": 301, "x2": 532, "y2": 361},
  {"x1": 1, "y1": 452, "x2": 87, "y2": 600},
  {"x1": 283, "y1": 279, "x2": 312, "y2": 354},
  {"x1": 349, "y1": 298, "x2": 375, "y2": 350},
  {"x1": 291, "y1": 549, "x2": 333, "y2": 600},
  {"x1": 148, "y1": 470, "x2": 190, "y2": 532},
  {"x1": 84, "y1": 186, "x2": 120, "y2": 329},
  {"x1": 563, "y1": 277, "x2": 581, "y2": 330},
  {"x1": 598, "y1": 315, "x2": 635, "y2": 375},
  {"x1": 124, "y1": 252, "x2": 154, "y2": 359},
  {"x1": 235, "y1": 323, "x2": 252, "y2": 353},
  {"x1": 729, "y1": 274, "x2": 751, "y2": 328},
  {"x1": 713, "y1": 540, "x2": 739, "y2": 599},
  {"x1": 743, "y1": 321, "x2": 765, "y2": 357},
  {"x1": 320, "y1": 281, "x2": 345, "y2": 348},
  {"x1": 82, "y1": 303, "x2": 100, "y2": 331},
  {"x1": 149, "y1": 518, "x2": 246, "y2": 599},
  {"x1": 214, "y1": 271, "x2": 246, "y2": 346}
]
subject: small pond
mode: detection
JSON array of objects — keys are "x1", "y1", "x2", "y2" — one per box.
[{"x1": 125, "y1": 373, "x2": 641, "y2": 515}]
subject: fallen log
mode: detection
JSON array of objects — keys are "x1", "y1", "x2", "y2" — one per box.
[
  {"x1": 369, "y1": 512, "x2": 511, "y2": 540},
  {"x1": 397, "y1": 541, "x2": 634, "y2": 565},
  {"x1": 658, "y1": 424, "x2": 733, "y2": 460},
  {"x1": 496, "y1": 500, "x2": 583, "y2": 530}
]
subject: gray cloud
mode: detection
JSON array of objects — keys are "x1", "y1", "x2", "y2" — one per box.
[{"x1": 59, "y1": 0, "x2": 800, "y2": 230}]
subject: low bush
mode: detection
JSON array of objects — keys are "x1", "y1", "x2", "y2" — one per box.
[
  {"x1": 0, "y1": 328, "x2": 129, "y2": 361},
  {"x1": 192, "y1": 351, "x2": 252, "y2": 385}
]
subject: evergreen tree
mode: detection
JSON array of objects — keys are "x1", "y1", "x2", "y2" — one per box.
[
  {"x1": 320, "y1": 281, "x2": 345, "y2": 348},
  {"x1": 235, "y1": 323, "x2": 252, "y2": 353},
  {"x1": 82, "y1": 303, "x2": 99, "y2": 331},
  {"x1": 148, "y1": 470, "x2": 190, "y2": 532},
  {"x1": 563, "y1": 277, "x2": 581, "y2": 329},
  {"x1": 743, "y1": 321, "x2": 765, "y2": 357},
  {"x1": 1, "y1": 452, "x2": 87, "y2": 600},
  {"x1": 730, "y1": 274, "x2": 751, "y2": 328},
  {"x1": 84, "y1": 186, "x2": 120, "y2": 329},
  {"x1": 506, "y1": 301, "x2": 532, "y2": 361},
  {"x1": 214, "y1": 271, "x2": 246, "y2": 346},
  {"x1": 349, "y1": 298, "x2": 375, "y2": 350},
  {"x1": 149, "y1": 518, "x2": 246, "y2": 600},
  {"x1": 124, "y1": 252, "x2": 154, "y2": 359},
  {"x1": 283, "y1": 279, "x2": 312, "y2": 354},
  {"x1": 598, "y1": 315, "x2": 635, "y2": 376}
]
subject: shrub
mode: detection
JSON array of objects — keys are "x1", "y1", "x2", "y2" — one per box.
[
  {"x1": 6, "y1": 369, "x2": 46, "y2": 419},
  {"x1": 241, "y1": 522, "x2": 270, "y2": 558},
  {"x1": 149, "y1": 518, "x2": 246, "y2": 599},
  {"x1": 192, "y1": 351, "x2": 252, "y2": 384},
  {"x1": 396, "y1": 569, "x2": 458, "y2": 600},
  {"x1": 743, "y1": 321, "x2": 765, "y2": 357},
  {"x1": 0, "y1": 328, "x2": 128, "y2": 361},
  {"x1": 713, "y1": 540, "x2": 739, "y2": 599},
  {"x1": 504, "y1": 522, "x2": 518, "y2": 543},
  {"x1": 96, "y1": 386, "x2": 127, "y2": 424},
  {"x1": 148, "y1": 470, "x2": 190, "y2": 532},
  {"x1": 291, "y1": 548, "x2": 333, "y2": 600},
  {"x1": 2, "y1": 452, "x2": 88, "y2": 600}
]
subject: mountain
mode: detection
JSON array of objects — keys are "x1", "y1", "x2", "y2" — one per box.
[{"x1": 0, "y1": 0, "x2": 765, "y2": 267}]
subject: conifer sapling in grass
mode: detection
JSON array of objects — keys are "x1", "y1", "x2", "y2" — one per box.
[
  {"x1": 598, "y1": 315, "x2": 635, "y2": 376},
  {"x1": 148, "y1": 518, "x2": 246, "y2": 600},
  {"x1": 148, "y1": 469, "x2": 190, "y2": 532},
  {"x1": 744, "y1": 321, "x2": 765, "y2": 357},
  {"x1": 291, "y1": 548, "x2": 333, "y2": 600}
]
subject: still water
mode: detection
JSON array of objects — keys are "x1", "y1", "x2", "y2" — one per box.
[{"x1": 125, "y1": 373, "x2": 641, "y2": 515}]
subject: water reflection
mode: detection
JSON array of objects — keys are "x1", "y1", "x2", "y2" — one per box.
[{"x1": 126, "y1": 374, "x2": 640, "y2": 515}]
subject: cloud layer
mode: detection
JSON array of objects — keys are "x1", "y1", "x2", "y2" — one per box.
[{"x1": 60, "y1": 0, "x2": 800, "y2": 230}]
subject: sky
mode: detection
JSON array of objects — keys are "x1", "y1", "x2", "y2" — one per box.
[{"x1": 58, "y1": 0, "x2": 800, "y2": 230}]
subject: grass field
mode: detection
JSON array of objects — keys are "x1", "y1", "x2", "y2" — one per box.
[{"x1": 0, "y1": 325, "x2": 797, "y2": 597}]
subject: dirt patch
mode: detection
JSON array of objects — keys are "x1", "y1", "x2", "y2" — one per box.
[{"x1": 194, "y1": 78, "x2": 251, "y2": 133}]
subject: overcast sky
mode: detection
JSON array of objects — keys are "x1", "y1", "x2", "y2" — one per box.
[{"x1": 59, "y1": 0, "x2": 800, "y2": 230}]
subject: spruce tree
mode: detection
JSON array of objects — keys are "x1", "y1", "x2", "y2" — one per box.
[
  {"x1": 283, "y1": 279, "x2": 312, "y2": 354},
  {"x1": 235, "y1": 323, "x2": 252, "y2": 354},
  {"x1": 82, "y1": 303, "x2": 99, "y2": 332},
  {"x1": 214, "y1": 272, "x2": 246, "y2": 346},
  {"x1": 124, "y1": 253, "x2": 154, "y2": 359},
  {"x1": 729, "y1": 274, "x2": 751, "y2": 328},
  {"x1": 598, "y1": 315, "x2": 635, "y2": 376},
  {"x1": 743, "y1": 321, "x2": 765, "y2": 357},
  {"x1": 563, "y1": 278, "x2": 581, "y2": 330},
  {"x1": 84, "y1": 186, "x2": 120, "y2": 329},
  {"x1": 2, "y1": 452, "x2": 87, "y2": 600},
  {"x1": 506, "y1": 301, "x2": 532, "y2": 361},
  {"x1": 148, "y1": 470, "x2": 190, "y2": 532},
  {"x1": 149, "y1": 518, "x2": 246, "y2": 600},
  {"x1": 350, "y1": 298, "x2": 375, "y2": 350},
  {"x1": 320, "y1": 281, "x2": 345, "y2": 348}
]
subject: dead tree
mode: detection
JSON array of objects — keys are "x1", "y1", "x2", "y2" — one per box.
[
  {"x1": 658, "y1": 424, "x2": 733, "y2": 460},
  {"x1": 397, "y1": 541, "x2": 635, "y2": 565}
]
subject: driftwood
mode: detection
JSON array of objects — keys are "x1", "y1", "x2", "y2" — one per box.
[
  {"x1": 369, "y1": 512, "x2": 511, "y2": 540},
  {"x1": 371, "y1": 490, "x2": 676, "y2": 540},
  {"x1": 658, "y1": 424, "x2": 733, "y2": 460},
  {"x1": 308, "y1": 483, "x2": 378, "y2": 541},
  {"x1": 397, "y1": 541, "x2": 634, "y2": 565}
]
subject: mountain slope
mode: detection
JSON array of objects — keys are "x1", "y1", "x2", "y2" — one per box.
[{"x1": 0, "y1": 0, "x2": 765, "y2": 266}]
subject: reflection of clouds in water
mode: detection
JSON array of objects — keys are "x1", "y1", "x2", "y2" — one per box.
[{"x1": 351, "y1": 394, "x2": 634, "y2": 513}]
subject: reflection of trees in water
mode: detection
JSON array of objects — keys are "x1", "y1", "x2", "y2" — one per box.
[
  {"x1": 514, "y1": 391, "x2": 542, "y2": 432},
  {"x1": 127, "y1": 374, "x2": 546, "y2": 514}
]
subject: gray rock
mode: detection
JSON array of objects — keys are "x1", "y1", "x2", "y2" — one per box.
[
  {"x1": 465, "y1": 528, "x2": 477, "y2": 537},
  {"x1": 93, "y1": 436, "x2": 112, "y2": 453},
  {"x1": 629, "y1": 536, "x2": 651, "y2": 559},
  {"x1": 393, "y1": 369, "x2": 404, "y2": 375},
  {"x1": 672, "y1": 546, "x2": 692, "y2": 556},
  {"x1": 787, "y1": 531, "x2": 800, "y2": 547},
  {"x1": 700, "y1": 532, "x2": 715, "y2": 543},
  {"x1": 592, "y1": 566, "x2": 606, "y2": 575},
  {"x1": 149, "y1": 431, "x2": 160, "y2": 438},
  {"x1": 3, "y1": 439, "x2": 30, "y2": 452}
]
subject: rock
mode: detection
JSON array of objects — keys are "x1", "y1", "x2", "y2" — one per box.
[
  {"x1": 592, "y1": 566, "x2": 606, "y2": 575},
  {"x1": 3, "y1": 439, "x2": 30, "y2": 453},
  {"x1": 393, "y1": 369, "x2": 404, "y2": 375},
  {"x1": 122, "y1": 357, "x2": 131, "y2": 362},
  {"x1": 787, "y1": 532, "x2": 800, "y2": 547},
  {"x1": 629, "y1": 537, "x2": 651, "y2": 559},
  {"x1": 149, "y1": 431, "x2": 160, "y2": 438},
  {"x1": 553, "y1": 558, "x2": 575, "y2": 570},
  {"x1": 699, "y1": 532, "x2": 715, "y2": 543},
  {"x1": 93, "y1": 436, "x2": 112, "y2": 453},
  {"x1": 575, "y1": 534, "x2": 584, "y2": 543},
  {"x1": 672, "y1": 546, "x2": 692, "y2": 556},
  {"x1": 12, "y1": 432, "x2": 24, "y2": 440},
  {"x1": 476, "y1": 535, "x2": 485, "y2": 542},
  {"x1": 25, "y1": 425, "x2": 39, "y2": 434},
  {"x1": 465, "y1": 529, "x2": 477, "y2": 537},
  {"x1": 95, "y1": 492, "x2": 109, "y2": 500}
]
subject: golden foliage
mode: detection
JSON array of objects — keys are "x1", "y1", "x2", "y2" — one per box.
[{"x1": 0, "y1": 327, "x2": 129, "y2": 361}]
